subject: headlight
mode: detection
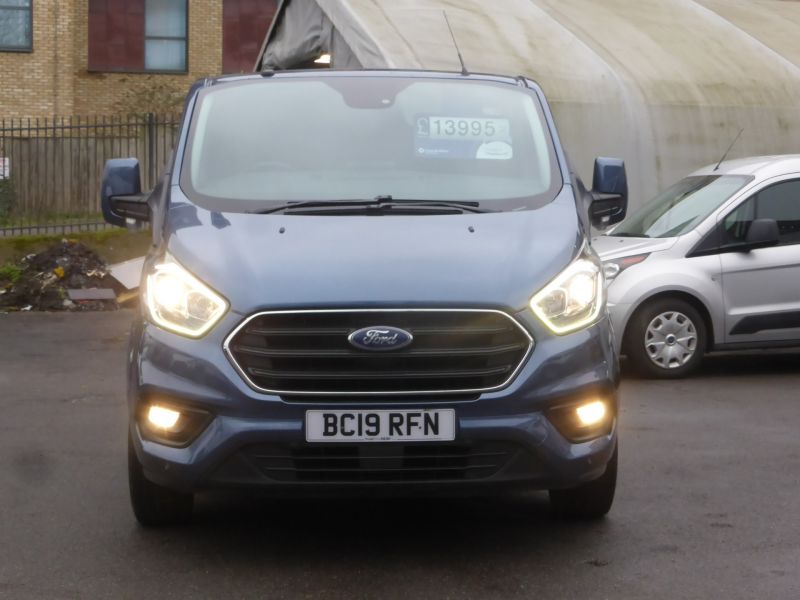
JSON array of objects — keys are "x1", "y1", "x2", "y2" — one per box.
[
  {"x1": 144, "y1": 256, "x2": 228, "y2": 337},
  {"x1": 602, "y1": 253, "x2": 650, "y2": 281},
  {"x1": 530, "y1": 254, "x2": 604, "y2": 335}
]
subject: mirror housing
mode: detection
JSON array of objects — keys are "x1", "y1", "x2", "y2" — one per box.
[
  {"x1": 742, "y1": 218, "x2": 780, "y2": 251},
  {"x1": 589, "y1": 157, "x2": 628, "y2": 229},
  {"x1": 101, "y1": 158, "x2": 150, "y2": 227}
]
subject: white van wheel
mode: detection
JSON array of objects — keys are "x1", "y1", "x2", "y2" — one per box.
[{"x1": 625, "y1": 298, "x2": 707, "y2": 379}]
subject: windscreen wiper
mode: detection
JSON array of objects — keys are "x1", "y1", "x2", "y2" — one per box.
[
  {"x1": 249, "y1": 196, "x2": 494, "y2": 215},
  {"x1": 250, "y1": 200, "x2": 377, "y2": 215},
  {"x1": 372, "y1": 196, "x2": 494, "y2": 213}
]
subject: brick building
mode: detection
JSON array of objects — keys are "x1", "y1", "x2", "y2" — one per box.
[{"x1": 0, "y1": 0, "x2": 277, "y2": 118}]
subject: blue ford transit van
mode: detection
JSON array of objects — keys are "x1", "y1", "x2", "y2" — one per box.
[{"x1": 101, "y1": 70, "x2": 628, "y2": 526}]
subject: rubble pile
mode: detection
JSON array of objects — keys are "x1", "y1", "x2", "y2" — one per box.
[{"x1": 0, "y1": 240, "x2": 121, "y2": 311}]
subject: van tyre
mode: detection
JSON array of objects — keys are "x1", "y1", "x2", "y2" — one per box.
[
  {"x1": 549, "y1": 446, "x2": 617, "y2": 519},
  {"x1": 624, "y1": 298, "x2": 706, "y2": 379},
  {"x1": 128, "y1": 434, "x2": 193, "y2": 527}
]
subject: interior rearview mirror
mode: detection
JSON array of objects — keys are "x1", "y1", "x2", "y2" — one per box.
[
  {"x1": 101, "y1": 158, "x2": 150, "y2": 227},
  {"x1": 589, "y1": 157, "x2": 628, "y2": 229}
]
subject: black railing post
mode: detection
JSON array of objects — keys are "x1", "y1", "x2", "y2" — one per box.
[{"x1": 147, "y1": 112, "x2": 156, "y2": 189}]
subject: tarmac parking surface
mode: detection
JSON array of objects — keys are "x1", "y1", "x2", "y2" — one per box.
[{"x1": 1, "y1": 311, "x2": 798, "y2": 599}]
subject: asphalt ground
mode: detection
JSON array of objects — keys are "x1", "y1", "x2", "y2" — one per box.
[{"x1": 1, "y1": 311, "x2": 798, "y2": 599}]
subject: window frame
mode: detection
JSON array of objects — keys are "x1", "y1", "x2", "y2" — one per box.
[
  {"x1": 0, "y1": 0, "x2": 33, "y2": 53},
  {"x1": 143, "y1": 0, "x2": 189, "y2": 74},
  {"x1": 721, "y1": 178, "x2": 800, "y2": 248}
]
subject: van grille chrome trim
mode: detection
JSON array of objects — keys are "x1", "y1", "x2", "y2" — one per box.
[{"x1": 223, "y1": 309, "x2": 533, "y2": 396}]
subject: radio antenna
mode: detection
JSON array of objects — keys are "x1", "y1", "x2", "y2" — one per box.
[
  {"x1": 714, "y1": 128, "x2": 744, "y2": 171},
  {"x1": 443, "y1": 11, "x2": 469, "y2": 76}
]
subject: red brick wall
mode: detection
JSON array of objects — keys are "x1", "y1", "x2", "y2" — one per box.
[
  {"x1": 88, "y1": 0, "x2": 145, "y2": 72},
  {"x1": 222, "y1": 0, "x2": 277, "y2": 73}
]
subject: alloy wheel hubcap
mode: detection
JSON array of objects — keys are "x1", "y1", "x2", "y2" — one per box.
[{"x1": 644, "y1": 311, "x2": 698, "y2": 369}]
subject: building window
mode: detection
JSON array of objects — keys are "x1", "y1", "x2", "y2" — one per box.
[
  {"x1": 88, "y1": 0, "x2": 187, "y2": 73},
  {"x1": 145, "y1": 0, "x2": 187, "y2": 72},
  {"x1": 0, "y1": 0, "x2": 33, "y2": 52},
  {"x1": 222, "y1": 0, "x2": 277, "y2": 73}
]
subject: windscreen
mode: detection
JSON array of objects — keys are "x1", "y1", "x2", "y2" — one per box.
[
  {"x1": 181, "y1": 77, "x2": 562, "y2": 212},
  {"x1": 611, "y1": 175, "x2": 752, "y2": 238}
]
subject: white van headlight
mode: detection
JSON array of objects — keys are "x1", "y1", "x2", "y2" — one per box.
[
  {"x1": 145, "y1": 256, "x2": 228, "y2": 338},
  {"x1": 530, "y1": 254, "x2": 604, "y2": 335},
  {"x1": 602, "y1": 253, "x2": 650, "y2": 282}
]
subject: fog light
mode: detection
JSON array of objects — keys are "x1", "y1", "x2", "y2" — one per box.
[
  {"x1": 138, "y1": 400, "x2": 213, "y2": 448},
  {"x1": 147, "y1": 405, "x2": 181, "y2": 430},
  {"x1": 547, "y1": 396, "x2": 615, "y2": 443},
  {"x1": 576, "y1": 400, "x2": 607, "y2": 427}
]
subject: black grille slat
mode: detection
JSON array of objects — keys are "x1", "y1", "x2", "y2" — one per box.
[
  {"x1": 227, "y1": 310, "x2": 532, "y2": 395},
  {"x1": 232, "y1": 342, "x2": 527, "y2": 359},
  {"x1": 392, "y1": 326, "x2": 512, "y2": 335},
  {"x1": 244, "y1": 325, "x2": 512, "y2": 336},
  {"x1": 245, "y1": 327, "x2": 353, "y2": 336},
  {"x1": 247, "y1": 365, "x2": 512, "y2": 380},
  {"x1": 262, "y1": 465, "x2": 497, "y2": 474},
  {"x1": 251, "y1": 451, "x2": 508, "y2": 461},
  {"x1": 243, "y1": 442, "x2": 518, "y2": 483}
]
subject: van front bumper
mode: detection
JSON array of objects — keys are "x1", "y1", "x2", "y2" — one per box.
[{"x1": 128, "y1": 309, "x2": 619, "y2": 495}]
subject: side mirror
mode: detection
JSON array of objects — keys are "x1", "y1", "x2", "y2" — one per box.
[
  {"x1": 743, "y1": 218, "x2": 780, "y2": 251},
  {"x1": 101, "y1": 158, "x2": 150, "y2": 227},
  {"x1": 589, "y1": 157, "x2": 628, "y2": 229}
]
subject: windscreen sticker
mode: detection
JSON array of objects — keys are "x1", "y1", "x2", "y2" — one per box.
[{"x1": 415, "y1": 116, "x2": 513, "y2": 160}]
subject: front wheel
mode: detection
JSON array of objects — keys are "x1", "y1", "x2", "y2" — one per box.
[
  {"x1": 128, "y1": 434, "x2": 193, "y2": 527},
  {"x1": 623, "y1": 298, "x2": 707, "y2": 379},
  {"x1": 549, "y1": 446, "x2": 617, "y2": 519}
]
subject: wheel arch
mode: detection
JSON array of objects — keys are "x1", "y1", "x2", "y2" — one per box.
[{"x1": 623, "y1": 290, "x2": 715, "y2": 353}]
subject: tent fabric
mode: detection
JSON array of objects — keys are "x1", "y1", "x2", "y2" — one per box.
[
  {"x1": 261, "y1": 0, "x2": 340, "y2": 68},
  {"x1": 258, "y1": 0, "x2": 800, "y2": 206},
  {"x1": 260, "y1": 0, "x2": 366, "y2": 70}
]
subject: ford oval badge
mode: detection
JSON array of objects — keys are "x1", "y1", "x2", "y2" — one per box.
[{"x1": 348, "y1": 326, "x2": 414, "y2": 352}]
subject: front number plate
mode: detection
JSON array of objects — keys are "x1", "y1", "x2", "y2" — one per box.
[{"x1": 305, "y1": 409, "x2": 456, "y2": 443}]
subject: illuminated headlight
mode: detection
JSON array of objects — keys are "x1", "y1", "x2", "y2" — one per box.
[
  {"x1": 530, "y1": 254, "x2": 604, "y2": 335},
  {"x1": 145, "y1": 256, "x2": 228, "y2": 338}
]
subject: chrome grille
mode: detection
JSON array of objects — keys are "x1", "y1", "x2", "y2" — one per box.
[{"x1": 224, "y1": 309, "x2": 533, "y2": 396}]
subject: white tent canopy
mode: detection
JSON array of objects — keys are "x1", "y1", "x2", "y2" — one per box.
[{"x1": 259, "y1": 0, "x2": 800, "y2": 206}]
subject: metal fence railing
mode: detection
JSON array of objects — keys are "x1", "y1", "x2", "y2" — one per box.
[{"x1": 0, "y1": 113, "x2": 180, "y2": 237}]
